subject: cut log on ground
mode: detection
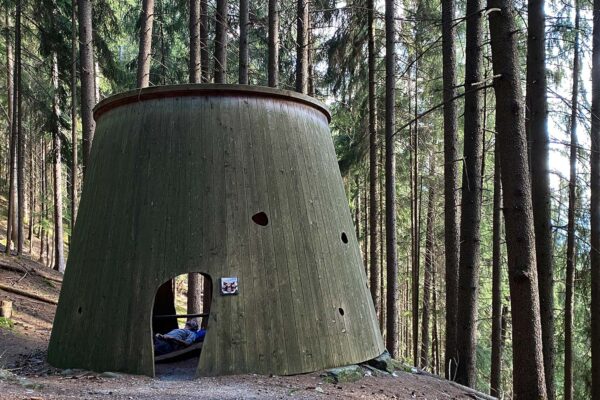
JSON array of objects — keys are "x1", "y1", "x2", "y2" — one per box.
[{"x1": 0, "y1": 283, "x2": 58, "y2": 305}]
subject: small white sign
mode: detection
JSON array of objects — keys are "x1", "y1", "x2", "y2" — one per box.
[{"x1": 220, "y1": 277, "x2": 239, "y2": 295}]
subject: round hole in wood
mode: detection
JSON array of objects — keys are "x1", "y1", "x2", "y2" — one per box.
[
  {"x1": 341, "y1": 232, "x2": 348, "y2": 244},
  {"x1": 338, "y1": 307, "x2": 345, "y2": 316},
  {"x1": 252, "y1": 212, "x2": 269, "y2": 226},
  {"x1": 77, "y1": 307, "x2": 82, "y2": 314}
]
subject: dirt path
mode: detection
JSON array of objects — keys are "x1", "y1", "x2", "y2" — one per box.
[{"x1": 0, "y1": 254, "x2": 494, "y2": 399}]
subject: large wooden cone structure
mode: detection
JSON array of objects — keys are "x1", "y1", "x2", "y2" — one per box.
[{"x1": 48, "y1": 85, "x2": 384, "y2": 377}]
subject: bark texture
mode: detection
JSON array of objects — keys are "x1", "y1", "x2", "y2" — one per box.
[
  {"x1": 442, "y1": 0, "x2": 459, "y2": 380},
  {"x1": 268, "y1": 0, "x2": 279, "y2": 87},
  {"x1": 214, "y1": 0, "x2": 228, "y2": 83},
  {"x1": 15, "y1": 0, "x2": 23, "y2": 255},
  {"x1": 488, "y1": 0, "x2": 548, "y2": 397},
  {"x1": 137, "y1": 0, "x2": 155, "y2": 87},
  {"x1": 455, "y1": 0, "x2": 483, "y2": 386},
  {"x1": 420, "y1": 160, "x2": 435, "y2": 370},
  {"x1": 78, "y1": 0, "x2": 96, "y2": 174},
  {"x1": 238, "y1": 0, "x2": 248, "y2": 84},
  {"x1": 51, "y1": 53, "x2": 65, "y2": 273},
  {"x1": 368, "y1": 0, "x2": 380, "y2": 321},
  {"x1": 295, "y1": 0, "x2": 309, "y2": 93},
  {"x1": 200, "y1": 0, "x2": 209, "y2": 82},
  {"x1": 71, "y1": 0, "x2": 78, "y2": 231},
  {"x1": 527, "y1": 0, "x2": 555, "y2": 395},
  {"x1": 190, "y1": 0, "x2": 201, "y2": 83},
  {"x1": 385, "y1": 0, "x2": 399, "y2": 358},
  {"x1": 490, "y1": 140, "x2": 503, "y2": 397}
]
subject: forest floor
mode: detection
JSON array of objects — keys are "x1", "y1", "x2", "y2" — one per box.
[{"x1": 0, "y1": 252, "x2": 496, "y2": 399}]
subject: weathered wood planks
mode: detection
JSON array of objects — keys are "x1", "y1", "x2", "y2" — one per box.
[{"x1": 47, "y1": 84, "x2": 385, "y2": 378}]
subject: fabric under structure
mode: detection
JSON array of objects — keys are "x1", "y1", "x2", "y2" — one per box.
[{"x1": 47, "y1": 84, "x2": 385, "y2": 377}]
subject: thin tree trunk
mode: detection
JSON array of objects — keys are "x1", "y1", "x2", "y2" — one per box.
[
  {"x1": 420, "y1": 159, "x2": 435, "y2": 370},
  {"x1": 214, "y1": 0, "x2": 228, "y2": 83},
  {"x1": 71, "y1": 0, "x2": 78, "y2": 232},
  {"x1": 39, "y1": 138, "x2": 45, "y2": 262},
  {"x1": 385, "y1": 0, "x2": 398, "y2": 358},
  {"x1": 455, "y1": 0, "x2": 484, "y2": 386},
  {"x1": 368, "y1": 0, "x2": 380, "y2": 322},
  {"x1": 15, "y1": 0, "x2": 23, "y2": 256},
  {"x1": 412, "y1": 62, "x2": 420, "y2": 367},
  {"x1": 78, "y1": 0, "x2": 95, "y2": 175},
  {"x1": 51, "y1": 53, "x2": 65, "y2": 273},
  {"x1": 592, "y1": 0, "x2": 600, "y2": 395},
  {"x1": 28, "y1": 132, "x2": 33, "y2": 253},
  {"x1": 527, "y1": 0, "x2": 555, "y2": 394},
  {"x1": 200, "y1": 0, "x2": 209, "y2": 82},
  {"x1": 187, "y1": 273, "x2": 203, "y2": 321},
  {"x1": 362, "y1": 182, "x2": 368, "y2": 269},
  {"x1": 5, "y1": 7, "x2": 16, "y2": 254},
  {"x1": 295, "y1": 0, "x2": 308, "y2": 93},
  {"x1": 137, "y1": 0, "x2": 154, "y2": 87},
  {"x1": 238, "y1": 0, "x2": 248, "y2": 84},
  {"x1": 187, "y1": 0, "x2": 203, "y2": 315},
  {"x1": 490, "y1": 138, "x2": 503, "y2": 397},
  {"x1": 268, "y1": 0, "x2": 279, "y2": 87},
  {"x1": 190, "y1": 0, "x2": 201, "y2": 83},
  {"x1": 432, "y1": 261, "x2": 440, "y2": 375},
  {"x1": 442, "y1": 0, "x2": 459, "y2": 380},
  {"x1": 4, "y1": 9, "x2": 13, "y2": 198},
  {"x1": 564, "y1": 3, "x2": 580, "y2": 399},
  {"x1": 379, "y1": 142, "x2": 386, "y2": 331},
  {"x1": 488, "y1": 0, "x2": 548, "y2": 396}
]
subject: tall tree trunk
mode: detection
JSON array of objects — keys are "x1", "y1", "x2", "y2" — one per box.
[
  {"x1": 354, "y1": 175, "x2": 361, "y2": 253},
  {"x1": 28, "y1": 129, "x2": 33, "y2": 252},
  {"x1": 187, "y1": 0, "x2": 203, "y2": 316},
  {"x1": 213, "y1": 0, "x2": 228, "y2": 83},
  {"x1": 420, "y1": 159, "x2": 435, "y2": 370},
  {"x1": 411, "y1": 63, "x2": 420, "y2": 367},
  {"x1": 490, "y1": 138, "x2": 503, "y2": 397},
  {"x1": 564, "y1": 3, "x2": 580, "y2": 399},
  {"x1": 15, "y1": 0, "x2": 23, "y2": 256},
  {"x1": 4, "y1": 10, "x2": 13, "y2": 195},
  {"x1": 442, "y1": 0, "x2": 459, "y2": 380},
  {"x1": 379, "y1": 143, "x2": 386, "y2": 331},
  {"x1": 238, "y1": 0, "x2": 248, "y2": 84},
  {"x1": 455, "y1": 0, "x2": 483, "y2": 386},
  {"x1": 137, "y1": 0, "x2": 155, "y2": 87},
  {"x1": 368, "y1": 0, "x2": 380, "y2": 322},
  {"x1": 432, "y1": 261, "x2": 440, "y2": 375},
  {"x1": 190, "y1": 0, "x2": 201, "y2": 83},
  {"x1": 384, "y1": 0, "x2": 398, "y2": 358},
  {"x1": 78, "y1": 0, "x2": 95, "y2": 175},
  {"x1": 71, "y1": 0, "x2": 78, "y2": 233},
  {"x1": 295, "y1": 0, "x2": 308, "y2": 93},
  {"x1": 39, "y1": 138, "x2": 45, "y2": 262},
  {"x1": 362, "y1": 182, "x2": 368, "y2": 269},
  {"x1": 5, "y1": 8, "x2": 16, "y2": 254},
  {"x1": 527, "y1": 0, "x2": 555, "y2": 395},
  {"x1": 592, "y1": 0, "x2": 600, "y2": 395},
  {"x1": 488, "y1": 0, "x2": 548, "y2": 397},
  {"x1": 268, "y1": 0, "x2": 279, "y2": 87},
  {"x1": 51, "y1": 53, "x2": 65, "y2": 273},
  {"x1": 200, "y1": 0, "x2": 209, "y2": 82}
]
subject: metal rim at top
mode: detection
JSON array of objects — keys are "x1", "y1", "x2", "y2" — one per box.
[{"x1": 93, "y1": 84, "x2": 332, "y2": 122}]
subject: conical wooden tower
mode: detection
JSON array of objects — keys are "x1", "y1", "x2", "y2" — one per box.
[{"x1": 48, "y1": 85, "x2": 385, "y2": 377}]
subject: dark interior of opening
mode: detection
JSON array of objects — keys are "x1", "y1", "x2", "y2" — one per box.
[{"x1": 152, "y1": 273, "x2": 212, "y2": 379}]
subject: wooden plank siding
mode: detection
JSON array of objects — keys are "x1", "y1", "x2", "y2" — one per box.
[{"x1": 47, "y1": 85, "x2": 385, "y2": 377}]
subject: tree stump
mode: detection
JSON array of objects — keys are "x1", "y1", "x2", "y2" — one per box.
[{"x1": 0, "y1": 300, "x2": 13, "y2": 318}]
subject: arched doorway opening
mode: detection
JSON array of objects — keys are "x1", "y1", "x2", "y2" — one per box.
[{"x1": 152, "y1": 273, "x2": 212, "y2": 379}]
